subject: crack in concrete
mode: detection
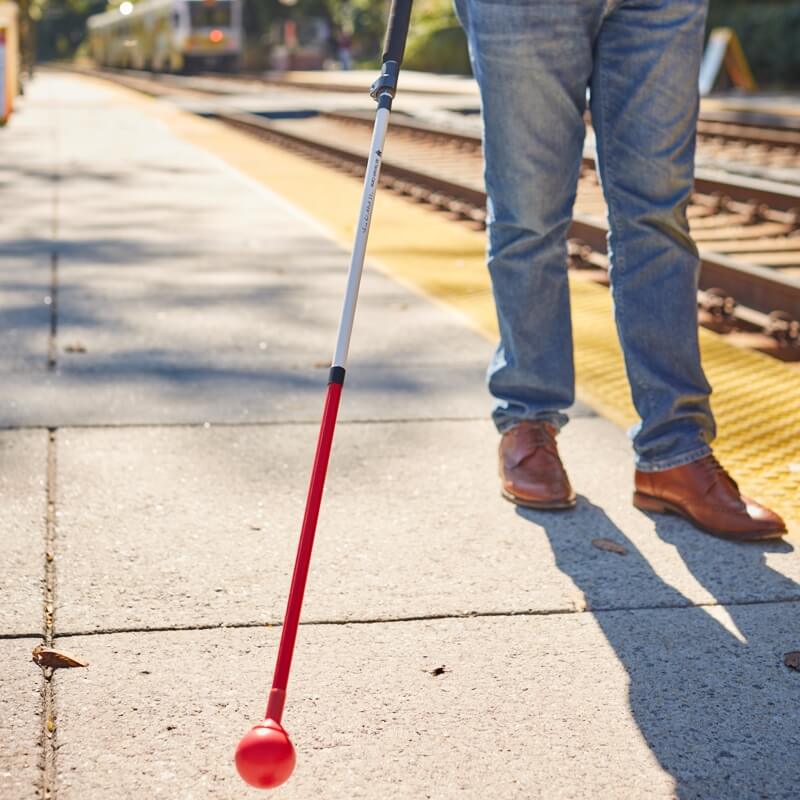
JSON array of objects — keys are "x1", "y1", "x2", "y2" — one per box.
[
  {"x1": 39, "y1": 115, "x2": 63, "y2": 800},
  {"x1": 46, "y1": 252, "x2": 58, "y2": 372},
  {"x1": 0, "y1": 416, "x2": 489, "y2": 434},
  {"x1": 15, "y1": 593, "x2": 794, "y2": 641},
  {"x1": 47, "y1": 116, "x2": 60, "y2": 373},
  {"x1": 40, "y1": 428, "x2": 59, "y2": 800}
]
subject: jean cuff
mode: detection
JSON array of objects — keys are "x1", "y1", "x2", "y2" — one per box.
[
  {"x1": 634, "y1": 444, "x2": 713, "y2": 473},
  {"x1": 493, "y1": 411, "x2": 569, "y2": 435}
]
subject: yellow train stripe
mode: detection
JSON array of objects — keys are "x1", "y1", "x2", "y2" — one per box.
[{"x1": 81, "y1": 75, "x2": 800, "y2": 536}]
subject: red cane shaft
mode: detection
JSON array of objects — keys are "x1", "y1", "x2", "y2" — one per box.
[{"x1": 266, "y1": 378, "x2": 344, "y2": 723}]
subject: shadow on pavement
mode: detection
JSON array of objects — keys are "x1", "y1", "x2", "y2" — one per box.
[{"x1": 519, "y1": 498, "x2": 800, "y2": 798}]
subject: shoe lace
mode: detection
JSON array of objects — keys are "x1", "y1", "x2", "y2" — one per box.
[
  {"x1": 516, "y1": 423, "x2": 559, "y2": 458},
  {"x1": 696, "y1": 454, "x2": 739, "y2": 494}
]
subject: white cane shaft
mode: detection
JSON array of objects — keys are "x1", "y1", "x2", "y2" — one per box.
[{"x1": 332, "y1": 104, "x2": 391, "y2": 369}]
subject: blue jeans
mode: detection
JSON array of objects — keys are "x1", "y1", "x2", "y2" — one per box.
[{"x1": 455, "y1": 0, "x2": 715, "y2": 471}]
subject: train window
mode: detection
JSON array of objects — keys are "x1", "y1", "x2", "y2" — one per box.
[{"x1": 188, "y1": 0, "x2": 232, "y2": 28}]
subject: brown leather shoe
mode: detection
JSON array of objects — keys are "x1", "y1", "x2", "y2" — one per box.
[
  {"x1": 634, "y1": 454, "x2": 786, "y2": 541},
  {"x1": 499, "y1": 421, "x2": 576, "y2": 509}
]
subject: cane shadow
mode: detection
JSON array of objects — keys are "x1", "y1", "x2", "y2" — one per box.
[{"x1": 518, "y1": 498, "x2": 800, "y2": 798}]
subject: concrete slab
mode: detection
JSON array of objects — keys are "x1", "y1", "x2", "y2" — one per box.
[
  {"x1": 0, "y1": 254, "x2": 51, "y2": 373},
  {"x1": 49, "y1": 96, "x2": 484, "y2": 362},
  {"x1": 55, "y1": 258, "x2": 493, "y2": 369},
  {"x1": 0, "y1": 76, "x2": 587, "y2": 431},
  {"x1": 0, "y1": 90, "x2": 57, "y2": 376},
  {"x1": 0, "y1": 639, "x2": 43, "y2": 797},
  {"x1": 0, "y1": 364, "x2": 492, "y2": 428},
  {"x1": 0, "y1": 94, "x2": 56, "y2": 242},
  {"x1": 54, "y1": 608, "x2": 800, "y2": 799},
  {"x1": 0, "y1": 74, "x2": 499, "y2": 428},
  {"x1": 55, "y1": 417, "x2": 800, "y2": 634},
  {"x1": 0, "y1": 430, "x2": 47, "y2": 635}
]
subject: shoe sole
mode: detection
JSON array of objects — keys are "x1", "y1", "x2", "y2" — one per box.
[
  {"x1": 502, "y1": 489, "x2": 577, "y2": 511},
  {"x1": 632, "y1": 491, "x2": 786, "y2": 542}
]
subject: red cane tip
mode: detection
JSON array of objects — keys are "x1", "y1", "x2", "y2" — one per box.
[{"x1": 235, "y1": 719, "x2": 296, "y2": 789}]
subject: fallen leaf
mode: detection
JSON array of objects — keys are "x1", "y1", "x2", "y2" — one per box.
[
  {"x1": 32, "y1": 646, "x2": 88, "y2": 669},
  {"x1": 64, "y1": 342, "x2": 87, "y2": 353},
  {"x1": 592, "y1": 538, "x2": 628, "y2": 556},
  {"x1": 46, "y1": 718, "x2": 55, "y2": 733},
  {"x1": 784, "y1": 651, "x2": 800, "y2": 671},
  {"x1": 430, "y1": 665, "x2": 448, "y2": 677}
]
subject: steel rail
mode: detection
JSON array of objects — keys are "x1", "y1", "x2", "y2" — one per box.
[{"x1": 326, "y1": 110, "x2": 800, "y2": 212}]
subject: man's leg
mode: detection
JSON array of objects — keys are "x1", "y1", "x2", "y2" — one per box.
[
  {"x1": 589, "y1": 0, "x2": 714, "y2": 470},
  {"x1": 458, "y1": 0, "x2": 601, "y2": 433},
  {"x1": 456, "y1": 0, "x2": 603, "y2": 509},
  {"x1": 590, "y1": 0, "x2": 785, "y2": 539}
]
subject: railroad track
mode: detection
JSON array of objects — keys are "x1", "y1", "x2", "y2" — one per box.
[
  {"x1": 181, "y1": 71, "x2": 800, "y2": 182},
  {"x1": 214, "y1": 108, "x2": 800, "y2": 360},
  {"x1": 75, "y1": 67, "x2": 800, "y2": 360},
  {"x1": 694, "y1": 119, "x2": 800, "y2": 185},
  {"x1": 76, "y1": 66, "x2": 800, "y2": 178}
]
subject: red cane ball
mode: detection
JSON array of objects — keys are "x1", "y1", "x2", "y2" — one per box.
[{"x1": 235, "y1": 719, "x2": 296, "y2": 789}]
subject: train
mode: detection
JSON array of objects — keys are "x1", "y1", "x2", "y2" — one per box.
[{"x1": 87, "y1": 0, "x2": 243, "y2": 73}]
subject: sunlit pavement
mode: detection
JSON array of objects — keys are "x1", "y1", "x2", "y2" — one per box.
[{"x1": 2, "y1": 72, "x2": 799, "y2": 799}]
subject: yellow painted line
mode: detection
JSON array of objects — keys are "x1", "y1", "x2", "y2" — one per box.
[{"x1": 78, "y1": 74, "x2": 800, "y2": 535}]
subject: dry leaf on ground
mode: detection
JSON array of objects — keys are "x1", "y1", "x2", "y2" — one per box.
[
  {"x1": 784, "y1": 652, "x2": 800, "y2": 671},
  {"x1": 591, "y1": 538, "x2": 628, "y2": 556},
  {"x1": 32, "y1": 646, "x2": 89, "y2": 669}
]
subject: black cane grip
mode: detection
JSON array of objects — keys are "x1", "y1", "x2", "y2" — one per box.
[{"x1": 382, "y1": 0, "x2": 413, "y2": 65}]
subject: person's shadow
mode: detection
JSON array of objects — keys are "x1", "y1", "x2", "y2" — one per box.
[{"x1": 518, "y1": 498, "x2": 800, "y2": 798}]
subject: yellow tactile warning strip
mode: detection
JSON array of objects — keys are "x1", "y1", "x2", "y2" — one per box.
[
  {"x1": 569, "y1": 280, "x2": 800, "y2": 534},
  {"x1": 78, "y1": 74, "x2": 800, "y2": 535}
]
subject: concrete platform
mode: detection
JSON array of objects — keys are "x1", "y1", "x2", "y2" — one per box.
[
  {"x1": 0, "y1": 95, "x2": 56, "y2": 374},
  {"x1": 261, "y1": 69, "x2": 479, "y2": 98},
  {"x1": 702, "y1": 93, "x2": 800, "y2": 125},
  {"x1": 1, "y1": 74, "x2": 495, "y2": 427},
  {"x1": 0, "y1": 639, "x2": 42, "y2": 799},
  {"x1": 53, "y1": 418, "x2": 800, "y2": 635},
  {"x1": 54, "y1": 613, "x2": 800, "y2": 799},
  {"x1": 0, "y1": 431, "x2": 48, "y2": 635},
  {"x1": 2, "y1": 71, "x2": 800, "y2": 800}
]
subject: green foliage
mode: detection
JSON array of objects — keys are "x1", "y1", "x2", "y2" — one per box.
[
  {"x1": 403, "y1": 0, "x2": 470, "y2": 73},
  {"x1": 326, "y1": 0, "x2": 471, "y2": 70},
  {"x1": 707, "y1": 0, "x2": 800, "y2": 86},
  {"x1": 36, "y1": 0, "x2": 107, "y2": 60},
  {"x1": 404, "y1": 23, "x2": 469, "y2": 73},
  {"x1": 347, "y1": 0, "x2": 387, "y2": 59},
  {"x1": 29, "y1": 0, "x2": 800, "y2": 84}
]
